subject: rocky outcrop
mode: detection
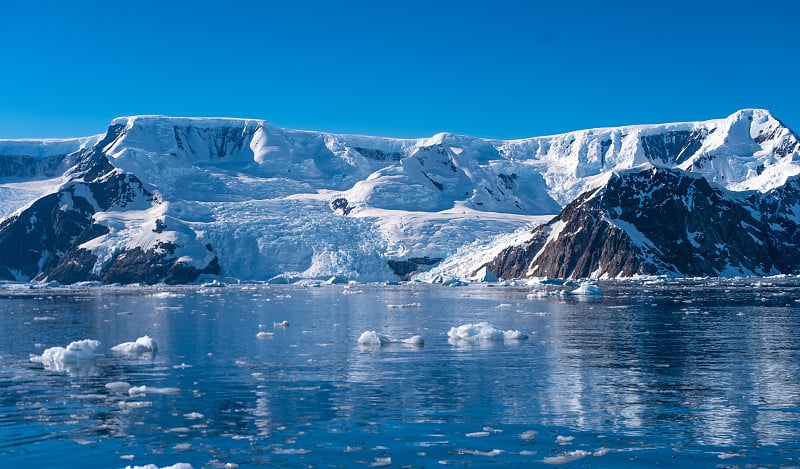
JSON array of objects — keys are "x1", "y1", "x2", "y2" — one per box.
[
  {"x1": 487, "y1": 166, "x2": 800, "y2": 279},
  {"x1": 0, "y1": 138, "x2": 220, "y2": 284}
]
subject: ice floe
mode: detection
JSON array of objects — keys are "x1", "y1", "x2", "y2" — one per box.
[
  {"x1": 447, "y1": 322, "x2": 528, "y2": 343},
  {"x1": 124, "y1": 464, "x2": 193, "y2": 469},
  {"x1": 543, "y1": 449, "x2": 591, "y2": 464},
  {"x1": 111, "y1": 335, "x2": 158, "y2": 355},
  {"x1": 387, "y1": 302, "x2": 421, "y2": 309},
  {"x1": 562, "y1": 282, "x2": 603, "y2": 296},
  {"x1": 357, "y1": 331, "x2": 424, "y2": 347},
  {"x1": 456, "y1": 448, "x2": 504, "y2": 457},
  {"x1": 105, "y1": 381, "x2": 132, "y2": 393},
  {"x1": 30, "y1": 339, "x2": 101, "y2": 373},
  {"x1": 128, "y1": 385, "x2": 181, "y2": 397}
]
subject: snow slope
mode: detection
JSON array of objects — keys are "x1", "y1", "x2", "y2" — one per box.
[{"x1": 0, "y1": 109, "x2": 797, "y2": 283}]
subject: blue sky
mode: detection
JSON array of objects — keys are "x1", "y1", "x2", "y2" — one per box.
[{"x1": 1, "y1": 0, "x2": 798, "y2": 139}]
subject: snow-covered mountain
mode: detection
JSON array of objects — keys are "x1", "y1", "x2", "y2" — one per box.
[
  {"x1": 0, "y1": 109, "x2": 798, "y2": 284},
  {"x1": 486, "y1": 165, "x2": 800, "y2": 279}
]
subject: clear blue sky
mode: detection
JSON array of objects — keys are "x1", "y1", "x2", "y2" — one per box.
[{"x1": 1, "y1": 0, "x2": 798, "y2": 139}]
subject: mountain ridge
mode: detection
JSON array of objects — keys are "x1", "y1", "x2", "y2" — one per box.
[{"x1": 0, "y1": 109, "x2": 798, "y2": 284}]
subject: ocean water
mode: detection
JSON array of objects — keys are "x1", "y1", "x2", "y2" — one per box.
[{"x1": 0, "y1": 279, "x2": 798, "y2": 468}]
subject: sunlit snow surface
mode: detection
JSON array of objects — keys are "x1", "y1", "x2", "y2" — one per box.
[{"x1": 2, "y1": 280, "x2": 800, "y2": 468}]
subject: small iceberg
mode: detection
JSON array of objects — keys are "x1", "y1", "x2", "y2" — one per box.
[
  {"x1": 105, "y1": 381, "x2": 132, "y2": 393},
  {"x1": 30, "y1": 339, "x2": 102, "y2": 373},
  {"x1": 357, "y1": 331, "x2": 424, "y2": 347},
  {"x1": 128, "y1": 385, "x2": 181, "y2": 397},
  {"x1": 543, "y1": 449, "x2": 592, "y2": 464},
  {"x1": 470, "y1": 266, "x2": 499, "y2": 283},
  {"x1": 441, "y1": 277, "x2": 469, "y2": 287},
  {"x1": 447, "y1": 322, "x2": 528, "y2": 343},
  {"x1": 123, "y1": 463, "x2": 193, "y2": 469},
  {"x1": 562, "y1": 282, "x2": 603, "y2": 296},
  {"x1": 111, "y1": 336, "x2": 158, "y2": 355}
]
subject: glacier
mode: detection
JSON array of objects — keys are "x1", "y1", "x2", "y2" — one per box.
[{"x1": 0, "y1": 109, "x2": 798, "y2": 284}]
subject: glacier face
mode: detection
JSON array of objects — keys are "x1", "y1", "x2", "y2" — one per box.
[{"x1": 0, "y1": 109, "x2": 798, "y2": 284}]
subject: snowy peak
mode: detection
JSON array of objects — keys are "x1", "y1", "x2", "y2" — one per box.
[{"x1": 680, "y1": 109, "x2": 800, "y2": 191}]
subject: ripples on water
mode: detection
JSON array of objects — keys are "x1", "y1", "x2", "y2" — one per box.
[{"x1": 0, "y1": 279, "x2": 798, "y2": 468}]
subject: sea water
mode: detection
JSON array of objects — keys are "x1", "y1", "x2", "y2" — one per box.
[{"x1": 0, "y1": 279, "x2": 798, "y2": 468}]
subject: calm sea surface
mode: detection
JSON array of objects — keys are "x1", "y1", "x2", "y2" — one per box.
[{"x1": 0, "y1": 279, "x2": 798, "y2": 468}]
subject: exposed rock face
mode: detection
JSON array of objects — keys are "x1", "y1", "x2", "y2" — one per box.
[
  {"x1": 487, "y1": 166, "x2": 800, "y2": 279},
  {"x1": 0, "y1": 136, "x2": 220, "y2": 285}
]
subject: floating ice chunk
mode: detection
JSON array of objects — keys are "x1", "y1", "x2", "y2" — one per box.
[
  {"x1": 271, "y1": 447, "x2": 311, "y2": 455},
  {"x1": 456, "y1": 449, "x2": 503, "y2": 457},
  {"x1": 387, "y1": 302, "x2": 421, "y2": 308},
  {"x1": 543, "y1": 450, "x2": 591, "y2": 464},
  {"x1": 370, "y1": 457, "x2": 391, "y2": 467},
  {"x1": 111, "y1": 336, "x2": 158, "y2": 355},
  {"x1": 274, "y1": 320, "x2": 290, "y2": 328},
  {"x1": 129, "y1": 385, "x2": 180, "y2": 397},
  {"x1": 465, "y1": 431, "x2": 490, "y2": 438},
  {"x1": 441, "y1": 278, "x2": 468, "y2": 287},
  {"x1": 151, "y1": 291, "x2": 185, "y2": 299},
  {"x1": 30, "y1": 339, "x2": 101, "y2": 373},
  {"x1": 562, "y1": 282, "x2": 602, "y2": 296},
  {"x1": 447, "y1": 322, "x2": 528, "y2": 343},
  {"x1": 183, "y1": 412, "x2": 204, "y2": 420},
  {"x1": 400, "y1": 335, "x2": 425, "y2": 345},
  {"x1": 470, "y1": 266, "x2": 498, "y2": 283},
  {"x1": 124, "y1": 464, "x2": 193, "y2": 469},
  {"x1": 119, "y1": 401, "x2": 152, "y2": 409},
  {"x1": 358, "y1": 331, "x2": 424, "y2": 347},
  {"x1": 518, "y1": 430, "x2": 537, "y2": 440},
  {"x1": 556, "y1": 435, "x2": 574, "y2": 444},
  {"x1": 358, "y1": 331, "x2": 389, "y2": 345},
  {"x1": 256, "y1": 331, "x2": 274, "y2": 339},
  {"x1": 106, "y1": 381, "x2": 132, "y2": 393}
]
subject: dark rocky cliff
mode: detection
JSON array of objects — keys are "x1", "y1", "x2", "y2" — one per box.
[
  {"x1": 487, "y1": 166, "x2": 800, "y2": 279},
  {"x1": 0, "y1": 130, "x2": 219, "y2": 284}
]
